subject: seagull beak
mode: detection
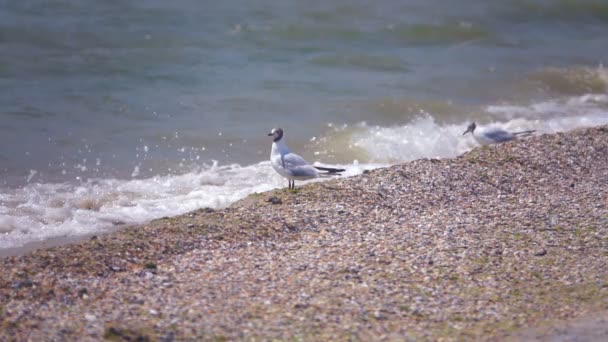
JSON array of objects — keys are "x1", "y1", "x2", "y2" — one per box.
[{"x1": 267, "y1": 132, "x2": 273, "y2": 136}]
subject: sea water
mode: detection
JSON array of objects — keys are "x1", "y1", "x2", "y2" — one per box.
[{"x1": 1, "y1": 0, "x2": 608, "y2": 250}]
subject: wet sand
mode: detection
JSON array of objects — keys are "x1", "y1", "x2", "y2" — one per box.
[{"x1": 0, "y1": 233, "x2": 100, "y2": 259}]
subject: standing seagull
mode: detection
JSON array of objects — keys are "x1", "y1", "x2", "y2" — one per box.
[
  {"x1": 268, "y1": 127, "x2": 345, "y2": 190},
  {"x1": 463, "y1": 122, "x2": 536, "y2": 145}
]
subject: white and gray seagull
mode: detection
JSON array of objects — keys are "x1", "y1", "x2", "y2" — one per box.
[
  {"x1": 268, "y1": 127, "x2": 345, "y2": 190},
  {"x1": 463, "y1": 122, "x2": 536, "y2": 145}
]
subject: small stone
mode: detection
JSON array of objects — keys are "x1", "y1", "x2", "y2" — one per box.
[
  {"x1": 144, "y1": 262, "x2": 157, "y2": 270},
  {"x1": 162, "y1": 331, "x2": 175, "y2": 342},
  {"x1": 142, "y1": 271, "x2": 155, "y2": 280},
  {"x1": 348, "y1": 266, "x2": 361, "y2": 274},
  {"x1": 534, "y1": 248, "x2": 547, "y2": 256},
  {"x1": 267, "y1": 196, "x2": 282, "y2": 205},
  {"x1": 129, "y1": 294, "x2": 145, "y2": 305},
  {"x1": 12, "y1": 279, "x2": 33, "y2": 289},
  {"x1": 78, "y1": 288, "x2": 88, "y2": 298},
  {"x1": 374, "y1": 310, "x2": 387, "y2": 320},
  {"x1": 109, "y1": 266, "x2": 124, "y2": 272},
  {"x1": 84, "y1": 313, "x2": 96, "y2": 322}
]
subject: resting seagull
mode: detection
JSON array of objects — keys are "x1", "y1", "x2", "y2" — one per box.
[
  {"x1": 268, "y1": 127, "x2": 345, "y2": 190},
  {"x1": 463, "y1": 122, "x2": 535, "y2": 145}
]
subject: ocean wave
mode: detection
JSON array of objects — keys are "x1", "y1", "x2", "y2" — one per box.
[
  {"x1": 310, "y1": 53, "x2": 407, "y2": 72},
  {"x1": 486, "y1": 93, "x2": 608, "y2": 119},
  {"x1": 507, "y1": 0, "x2": 608, "y2": 23},
  {"x1": 232, "y1": 19, "x2": 495, "y2": 48},
  {"x1": 383, "y1": 21, "x2": 494, "y2": 45},
  {"x1": 314, "y1": 93, "x2": 608, "y2": 164},
  {"x1": 311, "y1": 117, "x2": 474, "y2": 164},
  {"x1": 0, "y1": 161, "x2": 274, "y2": 249},
  {"x1": 231, "y1": 22, "x2": 363, "y2": 45},
  {"x1": 527, "y1": 66, "x2": 608, "y2": 96},
  {"x1": 0, "y1": 160, "x2": 372, "y2": 250}
]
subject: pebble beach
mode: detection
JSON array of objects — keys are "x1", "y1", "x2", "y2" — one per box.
[{"x1": 1, "y1": 125, "x2": 607, "y2": 341}]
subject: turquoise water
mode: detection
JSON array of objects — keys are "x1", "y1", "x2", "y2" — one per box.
[{"x1": 1, "y1": 0, "x2": 608, "y2": 249}]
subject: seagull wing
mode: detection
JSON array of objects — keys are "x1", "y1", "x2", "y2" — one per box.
[
  {"x1": 483, "y1": 129, "x2": 514, "y2": 142},
  {"x1": 281, "y1": 152, "x2": 318, "y2": 178}
]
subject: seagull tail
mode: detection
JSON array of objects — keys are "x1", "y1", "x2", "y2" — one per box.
[
  {"x1": 314, "y1": 166, "x2": 345, "y2": 176},
  {"x1": 512, "y1": 130, "x2": 536, "y2": 137}
]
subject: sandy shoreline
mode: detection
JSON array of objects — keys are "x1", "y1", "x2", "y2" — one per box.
[{"x1": 1, "y1": 125, "x2": 607, "y2": 340}]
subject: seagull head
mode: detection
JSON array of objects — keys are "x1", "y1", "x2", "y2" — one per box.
[
  {"x1": 463, "y1": 122, "x2": 476, "y2": 136},
  {"x1": 268, "y1": 127, "x2": 283, "y2": 142}
]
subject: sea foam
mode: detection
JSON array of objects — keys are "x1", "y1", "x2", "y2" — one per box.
[
  {"x1": 0, "y1": 160, "x2": 374, "y2": 249},
  {"x1": 343, "y1": 94, "x2": 608, "y2": 163}
]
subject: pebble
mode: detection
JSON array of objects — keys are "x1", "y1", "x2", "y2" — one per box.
[{"x1": 267, "y1": 196, "x2": 282, "y2": 205}]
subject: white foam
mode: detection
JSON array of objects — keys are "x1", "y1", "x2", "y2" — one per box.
[
  {"x1": 0, "y1": 160, "x2": 375, "y2": 249},
  {"x1": 487, "y1": 94, "x2": 608, "y2": 119},
  {"x1": 350, "y1": 94, "x2": 608, "y2": 163},
  {"x1": 350, "y1": 116, "x2": 475, "y2": 162}
]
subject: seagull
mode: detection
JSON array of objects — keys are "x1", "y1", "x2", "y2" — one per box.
[
  {"x1": 463, "y1": 122, "x2": 536, "y2": 145},
  {"x1": 268, "y1": 127, "x2": 345, "y2": 190}
]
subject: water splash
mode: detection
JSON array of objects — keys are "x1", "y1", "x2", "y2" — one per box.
[{"x1": 0, "y1": 160, "x2": 374, "y2": 249}]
